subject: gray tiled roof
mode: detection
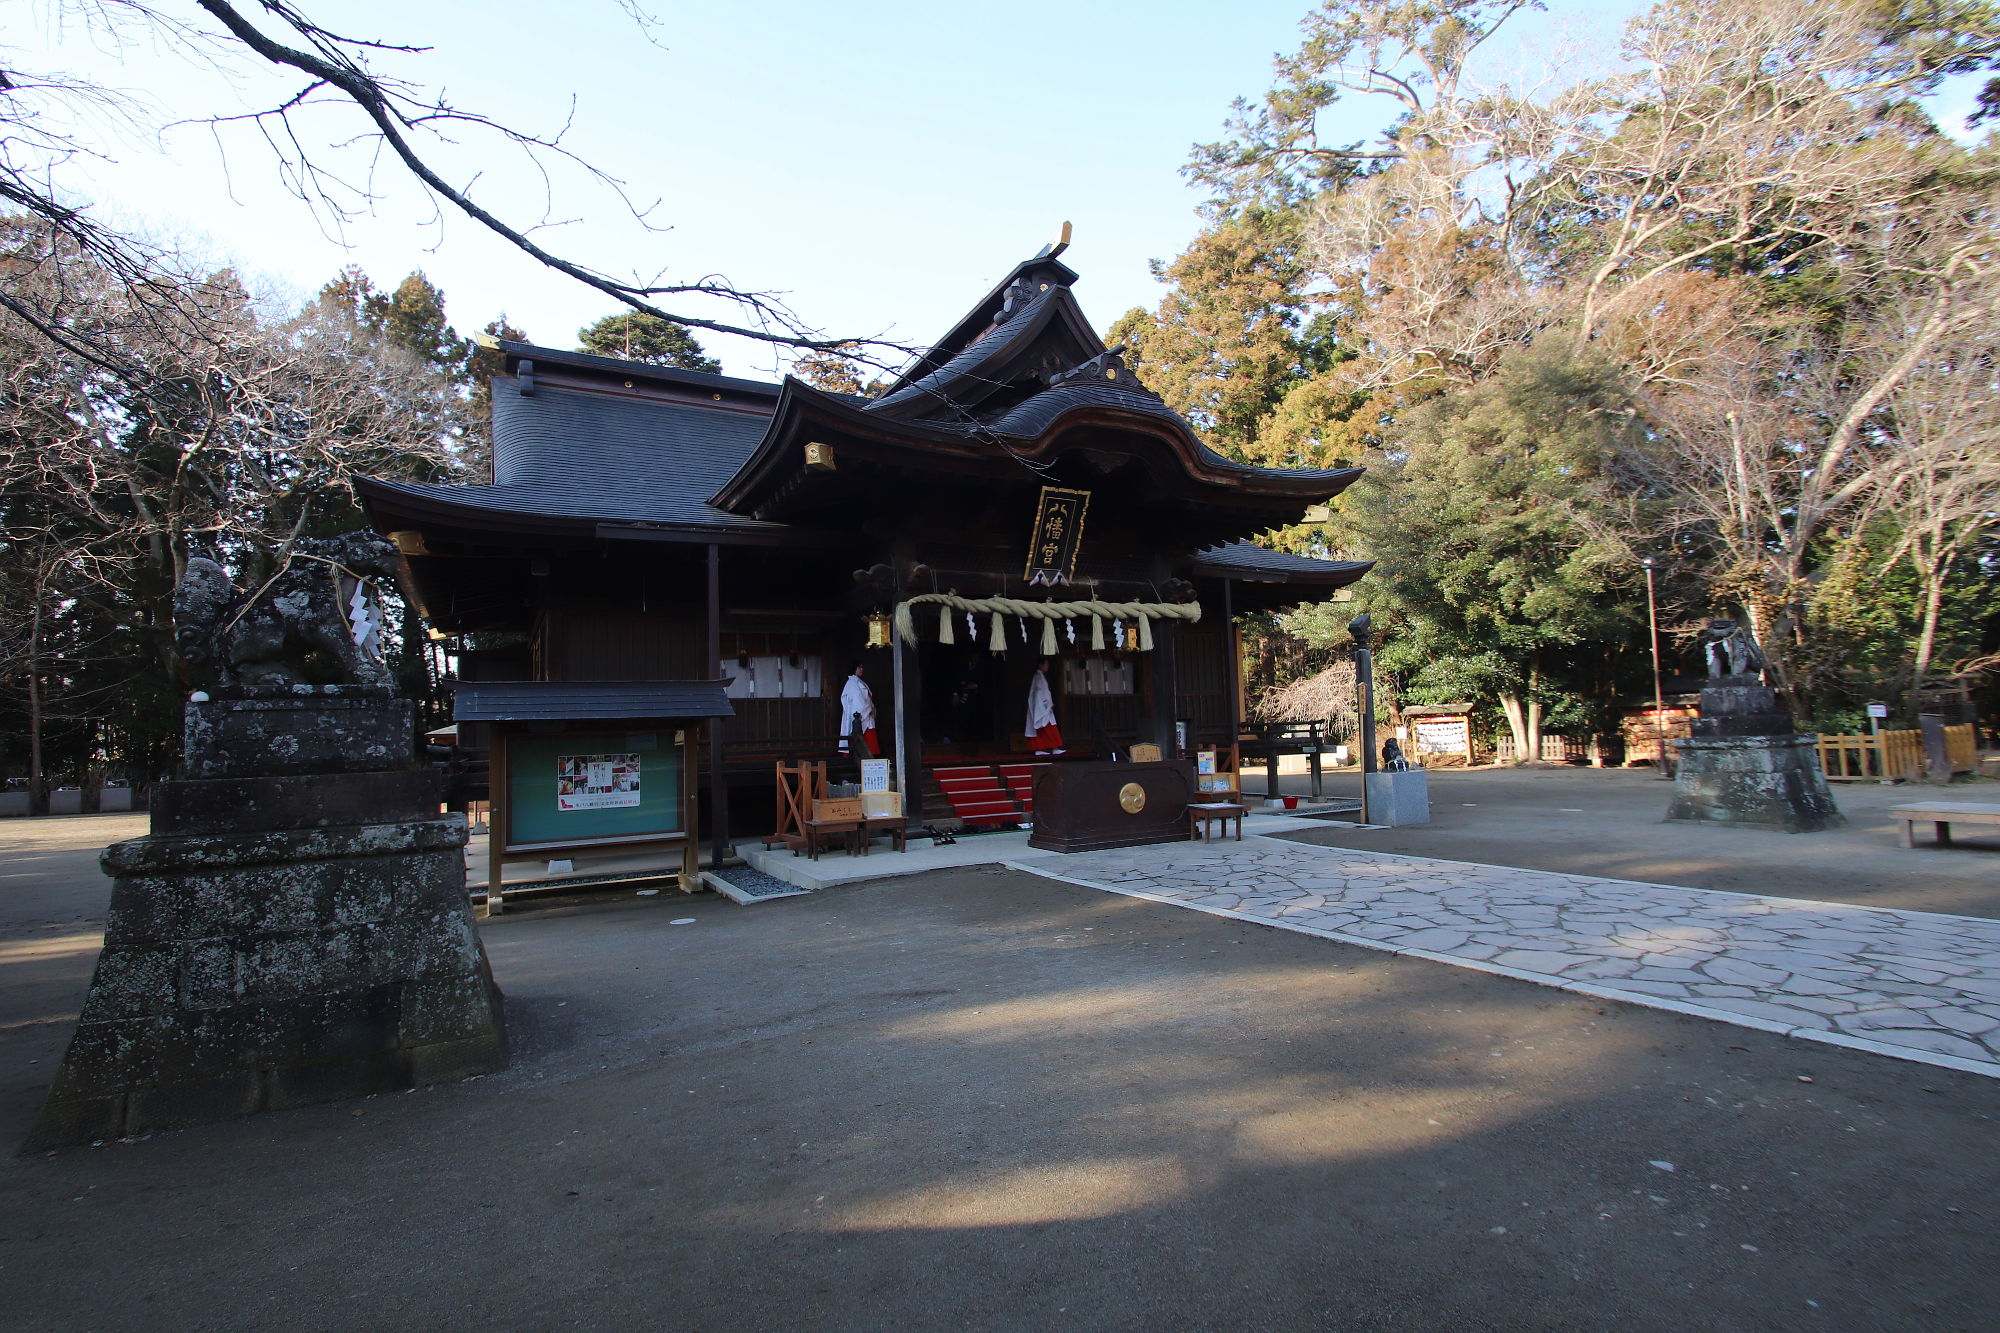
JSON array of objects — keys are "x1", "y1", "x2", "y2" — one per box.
[
  {"x1": 1195, "y1": 542, "x2": 1372, "y2": 582},
  {"x1": 381, "y1": 379, "x2": 782, "y2": 530}
]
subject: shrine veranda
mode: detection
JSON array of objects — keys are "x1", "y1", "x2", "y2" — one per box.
[{"x1": 359, "y1": 243, "x2": 1368, "y2": 877}]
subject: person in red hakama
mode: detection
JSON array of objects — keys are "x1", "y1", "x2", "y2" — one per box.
[
  {"x1": 1025, "y1": 658, "x2": 1064, "y2": 754},
  {"x1": 839, "y1": 661, "x2": 879, "y2": 757}
]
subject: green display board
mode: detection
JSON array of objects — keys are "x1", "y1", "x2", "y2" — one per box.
[{"x1": 505, "y1": 730, "x2": 681, "y2": 849}]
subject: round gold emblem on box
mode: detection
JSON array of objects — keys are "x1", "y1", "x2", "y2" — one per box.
[{"x1": 1118, "y1": 782, "x2": 1146, "y2": 814}]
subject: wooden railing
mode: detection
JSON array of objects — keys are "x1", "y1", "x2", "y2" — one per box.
[
  {"x1": 1814, "y1": 725, "x2": 1979, "y2": 780},
  {"x1": 1816, "y1": 730, "x2": 1924, "y2": 780},
  {"x1": 1946, "y1": 722, "x2": 1979, "y2": 774}
]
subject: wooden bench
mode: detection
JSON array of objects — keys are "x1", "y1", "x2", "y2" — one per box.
[{"x1": 1891, "y1": 802, "x2": 2000, "y2": 848}]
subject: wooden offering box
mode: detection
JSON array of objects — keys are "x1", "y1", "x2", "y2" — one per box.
[{"x1": 1028, "y1": 760, "x2": 1195, "y2": 853}]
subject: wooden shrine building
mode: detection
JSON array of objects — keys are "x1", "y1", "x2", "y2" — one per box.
[{"x1": 358, "y1": 239, "x2": 1369, "y2": 873}]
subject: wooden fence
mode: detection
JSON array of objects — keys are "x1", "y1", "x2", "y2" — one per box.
[{"x1": 1814, "y1": 725, "x2": 1978, "y2": 781}]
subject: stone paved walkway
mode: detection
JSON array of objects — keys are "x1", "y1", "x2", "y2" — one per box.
[{"x1": 1006, "y1": 834, "x2": 2000, "y2": 1078}]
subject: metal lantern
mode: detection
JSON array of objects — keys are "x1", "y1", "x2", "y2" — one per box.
[{"x1": 864, "y1": 612, "x2": 892, "y2": 648}]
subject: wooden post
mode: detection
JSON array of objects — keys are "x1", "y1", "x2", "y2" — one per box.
[
  {"x1": 892, "y1": 613, "x2": 917, "y2": 816},
  {"x1": 1222, "y1": 578, "x2": 1246, "y2": 777},
  {"x1": 681, "y1": 728, "x2": 700, "y2": 889},
  {"x1": 706, "y1": 543, "x2": 729, "y2": 869},
  {"x1": 1150, "y1": 619, "x2": 1180, "y2": 757},
  {"x1": 484, "y1": 728, "x2": 508, "y2": 918}
]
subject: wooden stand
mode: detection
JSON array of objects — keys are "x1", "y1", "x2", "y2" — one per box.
[{"x1": 1027, "y1": 760, "x2": 1194, "y2": 853}]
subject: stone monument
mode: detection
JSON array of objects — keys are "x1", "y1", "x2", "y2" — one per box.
[
  {"x1": 25, "y1": 534, "x2": 506, "y2": 1150},
  {"x1": 1664, "y1": 619, "x2": 1842, "y2": 834}
]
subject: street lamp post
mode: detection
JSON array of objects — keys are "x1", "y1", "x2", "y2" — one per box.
[
  {"x1": 1350, "y1": 613, "x2": 1376, "y2": 824},
  {"x1": 1642, "y1": 556, "x2": 1671, "y2": 780}
]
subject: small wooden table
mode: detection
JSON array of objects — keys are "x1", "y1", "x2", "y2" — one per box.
[
  {"x1": 1188, "y1": 801, "x2": 1248, "y2": 842},
  {"x1": 1891, "y1": 802, "x2": 2000, "y2": 848}
]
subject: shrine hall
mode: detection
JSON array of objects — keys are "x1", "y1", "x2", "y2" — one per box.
[{"x1": 357, "y1": 236, "x2": 1369, "y2": 888}]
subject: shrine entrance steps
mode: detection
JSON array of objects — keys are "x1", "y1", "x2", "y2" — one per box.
[{"x1": 927, "y1": 760, "x2": 1054, "y2": 829}]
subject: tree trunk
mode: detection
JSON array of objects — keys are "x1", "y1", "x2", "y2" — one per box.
[
  {"x1": 1498, "y1": 695, "x2": 1528, "y2": 761},
  {"x1": 25, "y1": 578, "x2": 46, "y2": 818},
  {"x1": 1524, "y1": 656, "x2": 1544, "y2": 760},
  {"x1": 1910, "y1": 548, "x2": 1952, "y2": 696}
]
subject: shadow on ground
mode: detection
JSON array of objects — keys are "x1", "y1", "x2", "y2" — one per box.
[{"x1": 3, "y1": 850, "x2": 1997, "y2": 1331}]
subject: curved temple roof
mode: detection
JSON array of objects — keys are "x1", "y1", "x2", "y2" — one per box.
[{"x1": 358, "y1": 244, "x2": 1371, "y2": 599}]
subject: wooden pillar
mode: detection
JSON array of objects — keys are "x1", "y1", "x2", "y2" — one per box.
[
  {"x1": 706, "y1": 543, "x2": 730, "y2": 869},
  {"x1": 892, "y1": 626, "x2": 921, "y2": 818},
  {"x1": 1150, "y1": 620, "x2": 1180, "y2": 757},
  {"x1": 1222, "y1": 578, "x2": 1242, "y2": 774},
  {"x1": 483, "y1": 728, "x2": 508, "y2": 918}
]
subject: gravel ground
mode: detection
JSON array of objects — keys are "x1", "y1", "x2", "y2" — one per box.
[{"x1": 1, "y1": 799, "x2": 1997, "y2": 1331}]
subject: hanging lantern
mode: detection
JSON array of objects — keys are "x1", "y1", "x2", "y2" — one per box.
[{"x1": 865, "y1": 612, "x2": 892, "y2": 648}]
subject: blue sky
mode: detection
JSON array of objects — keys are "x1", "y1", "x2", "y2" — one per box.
[{"x1": 26, "y1": 0, "x2": 1694, "y2": 376}]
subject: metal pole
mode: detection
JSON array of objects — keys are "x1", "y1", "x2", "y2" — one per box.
[
  {"x1": 1643, "y1": 557, "x2": 1670, "y2": 780},
  {"x1": 1351, "y1": 614, "x2": 1375, "y2": 825}
]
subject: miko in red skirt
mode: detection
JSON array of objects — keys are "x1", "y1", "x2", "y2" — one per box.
[{"x1": 1025, "y1": 659, "x2": 1064, "y2": 754}]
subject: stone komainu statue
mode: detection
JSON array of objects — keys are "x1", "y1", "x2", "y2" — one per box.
[
  {"x1": 175, "y1": 531, "x2": 405, "y2": 689},
  {"x1": 1701, "y1": 618, "x2": 1767, "y2": 679}
]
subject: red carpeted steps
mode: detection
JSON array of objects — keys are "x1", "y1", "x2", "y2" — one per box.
[
  {"x1": 998, "y1": 762, "x2": 1048, "y2": 816},
  {"x1": 931, "y1": 761, "x2": 1053, "y2": 826},
  {"x1": 932, "y1": 764, "x2": 1017, "y2": 827}
]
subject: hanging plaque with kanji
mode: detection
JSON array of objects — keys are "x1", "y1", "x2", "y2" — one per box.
[{"x1": 1024, "y1": 486, "x2": 1090, "y2": 586}]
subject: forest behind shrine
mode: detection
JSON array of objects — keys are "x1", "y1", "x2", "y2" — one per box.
[{"x1": 4, "y1": 0, "x2": 2000, "y2": 804}]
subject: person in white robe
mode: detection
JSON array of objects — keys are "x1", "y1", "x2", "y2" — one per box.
[
  {"x1": 1025, "y1": 659, "x2": 1063, "y2": 754},
  {"x1": 839, "y1": 661, "x2": 878, "y2": 756}
]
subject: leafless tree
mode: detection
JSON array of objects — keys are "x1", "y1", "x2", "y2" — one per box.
[{"x1": 2, "y1": 1, "x2": 905, "y2": 388}]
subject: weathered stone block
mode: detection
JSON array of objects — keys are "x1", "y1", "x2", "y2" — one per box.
[
  {"x1": 151, "y1": 769, "x2": 444, "y2": 837},
  {"x1": 399, "y1": 974, "x2": 506, "y2": 1048},
  {"x1": 30, "y1": 810, "x2": 503, "y2": 1149},
  {"x1": 23, "y1": 1095, "x2": 125, "y2": 1149},
  {"x1": 123, "y1": 1073, "x2": 265, "y2": 1133},
  {"x1": 76, "y1": 947, "x2": 182, "y2": 1022},
  {"x1": 264, "y1": 1054, "x2": 411, "y2": 1111},
  {"x1": 183, "y1": 687, "x2": 412, "y2": 780},
  {"x1": 406, "y1": 1031, "x2": 508, "y2": 1086},
  {"x1": 177, "y1": 940, "x2": 239, "y2": 1010},
  {"x1": 1666, "y1": 734, "x2": 1844, "y2": 833},
  {"x1": 27, "y1": 682, "x2": 503, "y2": 1150}
]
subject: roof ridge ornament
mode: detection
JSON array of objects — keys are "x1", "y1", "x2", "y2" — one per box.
[
  {"x1": 991, "y1": 274, "x2": 1046, "y2": 326},
  {"x1": 1047, "y1": 345, "x2": 1158, "y2": 399},
  {"x1": 1035, "y1": 221, "x2": 1073, "y2": 260}
]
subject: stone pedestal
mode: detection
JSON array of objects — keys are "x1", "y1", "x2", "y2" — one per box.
[
  {"x1": 26, "y1": 686, "x2": 506, "y2": 1150},
  {"x1": 1665, "y1": 677, "x2": 1842, "y2": 833},
  {"x1": 1364, "y1": 769, "x2": 1431, "y2": 826}
]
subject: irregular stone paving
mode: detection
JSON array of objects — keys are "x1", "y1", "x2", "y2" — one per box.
[{"x1": 1006, "y1": 835, "x2": 2000, "y2": 1077}]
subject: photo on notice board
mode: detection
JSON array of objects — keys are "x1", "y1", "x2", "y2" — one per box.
[{"x1": 556, "y1": 753, "x2": 642, "y2": 810}]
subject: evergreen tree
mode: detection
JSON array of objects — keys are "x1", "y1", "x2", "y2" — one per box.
[
  {"x1": 1341, "y1": 345, "x2": 1648, "y2": 755},
  {"x1": 577, "y1": 312, "x2": 719, "y2": 372}
]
